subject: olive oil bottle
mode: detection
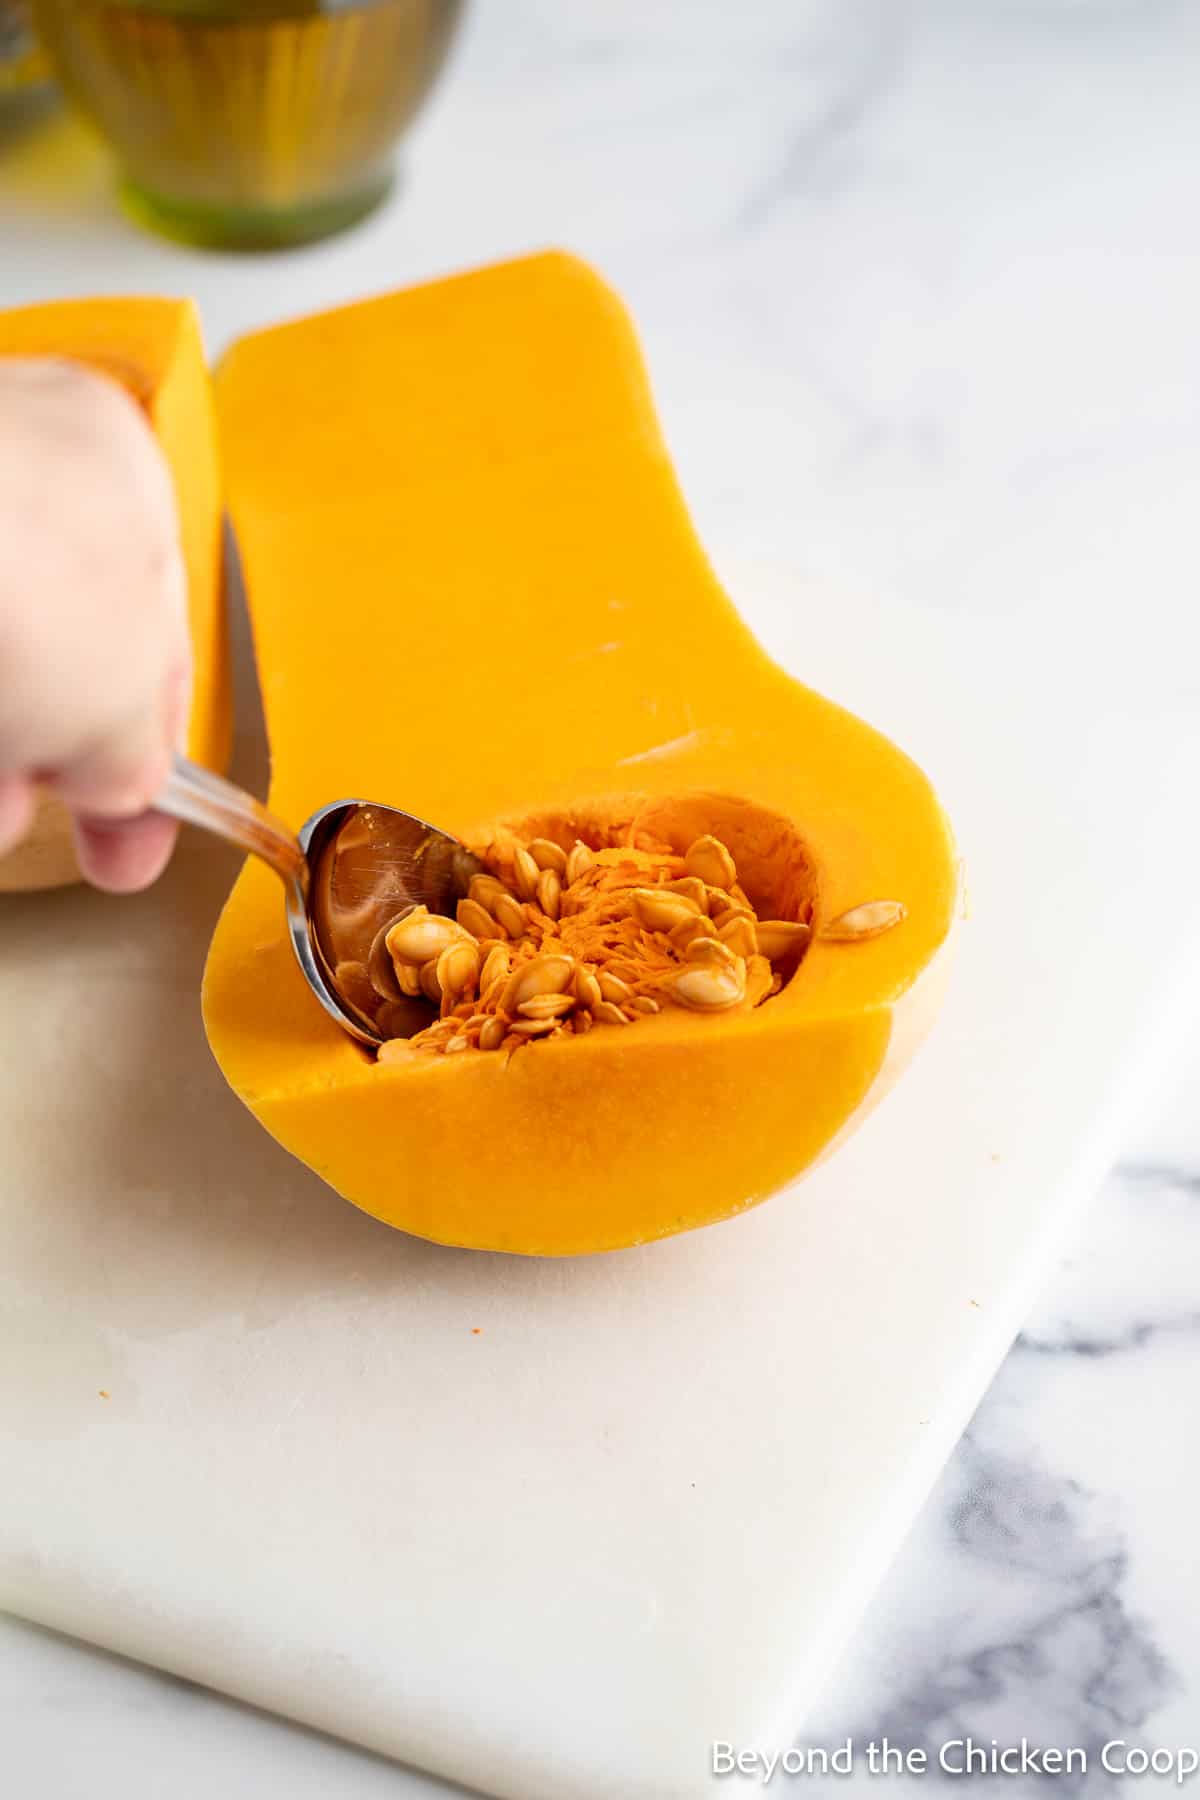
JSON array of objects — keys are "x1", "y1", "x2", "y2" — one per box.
[{"x1": 31, "y1": 0, "x2": 464, "y2": 246}]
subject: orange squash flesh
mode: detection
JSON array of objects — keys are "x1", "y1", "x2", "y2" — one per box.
[
  {"x1": 204, "y1": 253, "x2": 957, "y2": 1255},
  {"x1": 0, "y1": 297, "x2": 229, "y2": 891}
]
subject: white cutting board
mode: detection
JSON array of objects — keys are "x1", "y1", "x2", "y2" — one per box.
[{"x1": 2, "y1": 552, "x2": 1199, "y2": 1800}]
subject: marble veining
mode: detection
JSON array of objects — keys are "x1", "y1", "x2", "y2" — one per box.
[
  {"x1": 805, "y1": 1149, "x2": 1200, "y2": 1789},
  {"x1": 809, "y1": 1443, "x2": 1177, "y2": 1787},
  {"x1": 734, "y1": 4, "x2": 910, "y2": 232}
]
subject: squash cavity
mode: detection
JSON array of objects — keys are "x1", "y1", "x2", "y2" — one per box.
[{"x1": 366, "y1": 792, "x2": 823, "y2": 1061}]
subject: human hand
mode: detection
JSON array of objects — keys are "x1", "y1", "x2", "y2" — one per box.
[{"x1": 0, "y1": 358, "x2": 191, "y2": 892}]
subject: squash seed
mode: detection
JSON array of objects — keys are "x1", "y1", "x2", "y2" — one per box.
[
  {"x1": 745, "y1": 954, "x2": 774, "y2": 1007},
  {"x1": 684, "y1": 936, "x2": 737, "y2": 969},
  {"x1": 469, "y1": 873, "x2": 514, "y2": 912},
  {"x1": 822, "y1": 900, "x2": 906, "y2": 942},
  {"x1": 592, "y1": 1000, "x2": 631, "y2": 1026},
  {"x1": 664, "y1": 876, "x2": 709, "y2": 911},
  {"x1": 479, "y1": 943, "x2": 511, "y2": 991},
  {"x1": 397, "y1": 963, "x2": 424, "y2": 999},
  {"x1": 684, "y1": 834, "x2": 737, "y2": 891},
  {"x1": 575, "y1": 1008, "x2": 594, "y2": 1034},
  {"x1": 436, "y1": 939, "x2": 480, "y2": 1002},
  {"x1": 518, "y1": 993, "x2": 575, "y2": 1021},
  {"x1": 669, "y1": 963, "x2": 745, "y2": 1011},
  {"x1": 457, "y1": 896, "x2": 504, "y2": 940},
  {"x1": 511, "y1": 1016, "x2": 559, "y2": 1037},
  {"x1": 709, "y1": 902, "x2": 755, "y2": 933},
  {"x1": 492, "y1": 892, "x2": 528, "y2": 938},
  {"x1": 512, "y1": 846, "x2": 541, "y2": 902},
  {"x1": 756, "y1": 918, "x2": 812, "y2": 959},
  {"x1": 629, "y1": 886, "x2": 700, "y2": 932},
  {"x1": 528, "y1": 838, "x2": 568, "y2": 876},
  {"x1": 387, "y1": 906, "x2": 469, "y2": 966},
  {"x1": 419, "y1": 960, "x2": 443, "y2": 1006},
  {"x1": 717, "y1": 914, "x2": 758, "y2": 959},
  {"x1": 628, "y1": 995, "x2": 660, "y2": 1015},
  {"x1": 535, "y1": 869, "x2": 561, "y2": 920},
  {"x1": 478, "y1": 1015, "x2": 507, "y2": 1052},
  {"x1": 670, "y1": 914, "x2": 717, "y2": 951},
  {"x1": 576, "y1": 967, "x2": 602, "y2": 1010},
  {"x1": 565, "y1": 841, "x2": 595, "y2": 884},
  {"x1": 509, "y1": 954, "x2": 575, "y2": 1009},
  {"x1": 597, "y1": 971, "x2": 632, "y2": 1004}
]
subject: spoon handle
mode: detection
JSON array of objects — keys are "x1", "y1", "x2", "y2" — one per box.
[{"x1": 157, "y1": 753, "x2": 308, "y2": 891}]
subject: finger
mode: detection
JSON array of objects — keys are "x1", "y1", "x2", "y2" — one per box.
[
  {"x1": 50, "y1": 646, "x2": 191, "y2": 821},
  {"x1": 72, "y1": 811, "x2": 179, "y2": 894},
  {"x1": 52, "y1": 712, "x2": 174, "y2": 820},
  {"x1": 163, "y1": 654, "x2": 193, "y2": 754},
  {"x1": 0, "y1": 772, "x2": 35, "y2": 856}
]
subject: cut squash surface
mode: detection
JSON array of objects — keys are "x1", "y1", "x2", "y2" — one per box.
[{"x1": 204, "y1": 253, "x2": 957, "y2": 1255}]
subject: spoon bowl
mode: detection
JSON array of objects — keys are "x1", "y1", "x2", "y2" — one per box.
[{"x1": 158, "y1": 754, "x2": 481, "y2": 1046}]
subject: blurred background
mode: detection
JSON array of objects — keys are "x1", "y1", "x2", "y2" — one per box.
[
  {"x1": 3, "y1": 2, "x2": 1200, "y2": 1793},
  {"x1": 3, "y1": 0, "x2": 465, "y2": 247}
]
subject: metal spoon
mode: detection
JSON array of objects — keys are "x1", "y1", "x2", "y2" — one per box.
[{"x1": 157, "y1": 753, "x2": 482, "y2": 1047}]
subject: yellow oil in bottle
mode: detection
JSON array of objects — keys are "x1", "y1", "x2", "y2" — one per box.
[
  {"x1": 0, "y1": 1, "x2": 52, "y2": 102},
  {"x1": 31, "y1": 0, "x2": 464, "y2": 245}
]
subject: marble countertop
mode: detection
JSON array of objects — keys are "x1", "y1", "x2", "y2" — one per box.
[
  {"x1": 4, "y1": 0, "x2": 1200, "y2": 1792},
  {"x1": 4, "y1": 1054, "x2": 1198, "y2": 1798}
]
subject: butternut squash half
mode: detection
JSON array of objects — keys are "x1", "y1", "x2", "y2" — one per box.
[
  {"x1": 205, "y1": 253, "x2": 957, "y2": 1256},
  {"x1": 0, "y1": 297, "x2": 228, "y2": 891}
]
